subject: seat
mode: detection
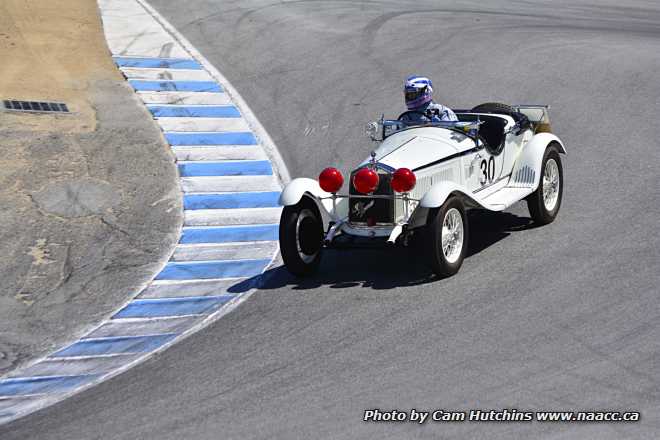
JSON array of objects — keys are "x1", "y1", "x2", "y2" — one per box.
[{"x1": 455, "y1": 113, "x2": 507, "y2": 154}]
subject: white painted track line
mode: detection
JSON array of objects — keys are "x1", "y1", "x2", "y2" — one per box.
[
  {"x1": 180, "y1": 175, "x2": 280, "y2": 193},
  {"x1": 87, "y1": 316, "x2": 203, "y2": 339},
  {"x1": 173, "y1": 241, "x2": 279, "y2": 261},
  {"x1": 184, "y1": 207, "x2": 282, "y2": 226},
  {"x1": 138, "y1": 91, "x2": 232, "y2": 105},
  {"x1": 14, "y1": 355, "x2": 143, "y2": 378},
  {"x1": 157, "y1": 117, "x2": 250, "y2": 132},
  {"x1": 121, "y1": 67, "x2": 214, "y2": 81},
  {"x1": 98, "y1": 0, "x2": 188, "y2": 58},
  {"x1": 141, "y1": 278, "x2": 251, "y2": 299},
  {"x1": 172, "y1": 145, "x2": 269, "y2": 161}
]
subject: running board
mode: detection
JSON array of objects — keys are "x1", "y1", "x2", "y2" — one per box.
[{"x1": 475, "y1": 186, "x2": 534, "y2": 211}]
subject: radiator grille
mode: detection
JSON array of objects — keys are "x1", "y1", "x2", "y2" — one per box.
[{"x1": 348, "y1": 169, "x2": 394, "y2": 225}]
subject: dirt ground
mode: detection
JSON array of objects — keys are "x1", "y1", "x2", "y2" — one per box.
[{"x1": 0, "y1": 0, "x2": 121, "y2": 132}]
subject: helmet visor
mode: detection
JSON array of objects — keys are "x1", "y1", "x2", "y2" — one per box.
[{"x1": 405, "y1": 86, "x2": 426, "y2": 103}]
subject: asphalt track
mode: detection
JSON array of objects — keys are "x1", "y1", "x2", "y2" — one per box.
[{"x1": 3, "y1": 0, "x2": 659, "y2": 439}]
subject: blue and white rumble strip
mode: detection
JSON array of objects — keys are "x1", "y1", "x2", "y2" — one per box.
[{"x1": 0, "y1": 0, "x2": 287, "y2": 424}]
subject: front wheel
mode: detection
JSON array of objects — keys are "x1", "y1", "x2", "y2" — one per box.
[
  {"x1": 425, "y1": 197, "x2": 469, "y2": 277},
  {"x1": 526, "y1": 144, "x2": 563, "y2": 225},
  {"x1": 279, "y1": 198, "x2": 324, "y2": 276}
]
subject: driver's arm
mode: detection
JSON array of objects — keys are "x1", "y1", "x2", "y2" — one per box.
[{"x1": 437, "y1": 107, "x2": 458, "y2": 122}]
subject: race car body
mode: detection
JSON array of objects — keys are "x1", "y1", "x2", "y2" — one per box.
[{"x1": 279, "y1": 103, "x2": 566, "y2": 277}]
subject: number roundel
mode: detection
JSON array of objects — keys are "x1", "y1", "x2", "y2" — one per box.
[{"x1": 480, "y1": 156, "x2": 496, "y2": 185}]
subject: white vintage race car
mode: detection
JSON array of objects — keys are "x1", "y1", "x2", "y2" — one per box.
[{"x1": 278, "y1": 103, "x2": 565, "y2": 277}]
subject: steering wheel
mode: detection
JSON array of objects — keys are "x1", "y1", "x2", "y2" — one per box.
[{"x1": 397, "y1": 110, "x2": 430, "y2": 122}]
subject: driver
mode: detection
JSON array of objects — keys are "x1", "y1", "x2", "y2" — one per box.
[{"x1": 401, "y1": 75, "x2": 457, "y2": 123}]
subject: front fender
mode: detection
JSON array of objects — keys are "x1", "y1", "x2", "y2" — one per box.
[
  {"x1": 278, "y1": 177, "x2": 330, "y2": 206},
  {"x1": 511, "y1": 132, "x2": 565, "y2": 191},
  {"x1": 419, "y1": 181, "x2": 489, "y2": 209}
]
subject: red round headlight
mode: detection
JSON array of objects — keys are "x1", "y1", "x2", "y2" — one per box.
[
  {"x1": 353, "y1": 168, "x2": 380, "y2": 194},
  {"x1": 391, "y1": 168, "x2": 416, "y2": 193},
  {"x1": 319, "y1": 167, "x2": 344, "y2": 193}
]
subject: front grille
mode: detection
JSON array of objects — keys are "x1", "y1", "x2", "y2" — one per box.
[{"x1": 348, "y1": 169, "x2": 394, "y2": 225}]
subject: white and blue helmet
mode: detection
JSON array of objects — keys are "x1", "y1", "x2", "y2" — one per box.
[{"x1": 404, "y1": 75, "x2": 433, "y2": 110}]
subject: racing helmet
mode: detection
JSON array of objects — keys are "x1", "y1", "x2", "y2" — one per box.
[{"x1": 404, "y1": 75, "x2": 433, "y2": 110}]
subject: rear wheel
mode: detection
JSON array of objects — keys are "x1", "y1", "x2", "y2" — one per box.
[
  {"x1": 426, "y1": 197, "x2": 469, "y2": 277},
  {"x1": 279, "y1": 198, "x2": 324, "y2": 276},
  {"x1": 526, "y1": 144, "x2": 563, "y2": 225}
]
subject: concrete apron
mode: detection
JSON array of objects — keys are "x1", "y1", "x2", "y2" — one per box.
[
  {"x1": 0, "y1": 0, "x2": 286, "y2": 424},
  {"x1": 0, "y1": 0, "x2": 182, "y2": 379}
]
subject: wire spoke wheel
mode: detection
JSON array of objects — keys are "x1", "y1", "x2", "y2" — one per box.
[
  {"x1": 542, "y1": 158, "x2": 560, "y2": 211},
  {"x1": 526, "y1": 144, "x2": 563, "y2": 225},
  {"x1": 441, "y1": 208, "x2": 464, "y2": 264},
  {"x1": 426, "y1": 197, "x2": 468, "y2": 277}
]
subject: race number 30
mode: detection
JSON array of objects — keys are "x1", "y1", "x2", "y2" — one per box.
[{"x1": 480, "y1": 156, "x2": 495, "y2": 185}]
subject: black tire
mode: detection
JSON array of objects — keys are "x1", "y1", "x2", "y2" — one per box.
[
  {"x1": 526, "y1": 144, "x2": 563, "y2": 225},
  {"x1": 279, "y1": 197, "x2": 324, "y2": 276},
  {"x1": 425, "y1": 196, "x2": 469, "y2": 277},
  {"x1": 471, "y1": 102, "x2": 516, "y2": 115}
]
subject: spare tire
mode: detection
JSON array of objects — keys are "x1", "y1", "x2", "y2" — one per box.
[
  {"x1": 471, "y1": 102, "x2": 516, "y2": 115},
  {"x1": 472, "y1": 102, "x2": 532, "y2": 133}
]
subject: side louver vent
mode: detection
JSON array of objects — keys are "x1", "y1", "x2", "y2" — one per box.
[{"x1": 514, "y1": 165, "x2": 535, "y2": 186}]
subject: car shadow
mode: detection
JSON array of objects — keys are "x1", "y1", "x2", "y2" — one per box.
[
  {"x1": 466, "y1": 209, "x2": 538, "y2": 257},
  {"x1": 227, "y1": 210, "x2": 537, "y2": 292}
]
